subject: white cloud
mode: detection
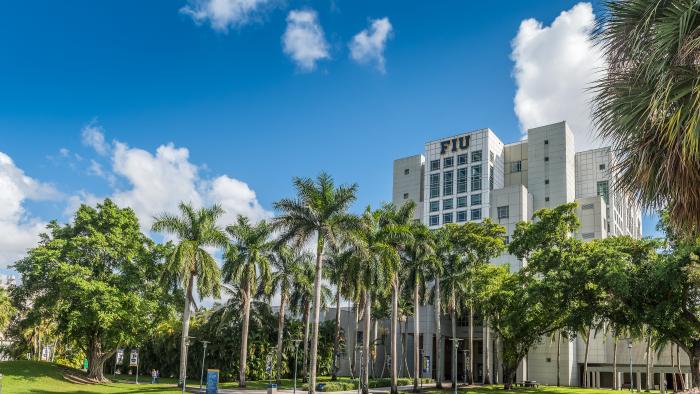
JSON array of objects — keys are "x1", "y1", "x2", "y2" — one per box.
[
  {"x1": 180, "y1": 0, "x2": 271, "y2": 31},
  {"x1": 282, "y1": 9, "x2": 329, "y2": 72},
  {"x1": 81, "y1": 120, "x2": 110, "y2": 156},
  {"x1": 349, "y1": 17, "x2": 393, "y2": 73},
  {"x1": 511, "y1": 2, "x2": 605, "y2": 151},
  {"x1": 0, "y1": 152, "x2": 61, "y2": 267}
]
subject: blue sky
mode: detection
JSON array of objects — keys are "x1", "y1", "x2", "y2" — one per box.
[{"x1": 0, "y1": 0, "x2": 659, "y2": 270}]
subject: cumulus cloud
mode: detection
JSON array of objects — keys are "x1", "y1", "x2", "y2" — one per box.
[
  {"x1": 349, "y1": 17, "x2": 393, "y2": 73},
  {"x1": 81, "y1": 120, "x2": 110, "y2": 156},
  {"x1": 180, "y1": 0, "x2": 272, "y2": 31},
  {"x1": 511, "y1": 2, "x2": 605, "y2": 151},
  {"x1": 282, "y1": 9, "x2": 330, "y2": 72},
  {"x1": 0, "y1": 152, "x2": 61, "y2": 267}
]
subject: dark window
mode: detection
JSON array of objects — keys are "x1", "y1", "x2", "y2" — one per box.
[
  {"x1": 457, "y1": 154, "x2": 468, "y2": 166},
  {"x1": 457, "y1": 168, "x2": 468, "y2": 194},
  {"x1": 599, "y1": 164, "x2": 606, "y2": 170},
  {"x1": 443, "y1": 213, "x2": 453, "y2": 224},
  {"x1": 404, "y1": 168, "x2": 410, "y2": 175},
  {"x1": 443, "y1": 198, "x2": 453, "y2": 210},
  {"x1": 443, "y1": 171, "x2": 454, "y2": 196},
  {"x1": 470, "y1": 208, "x2": 481, "y2": 220},
  {"x1": 403, "y1": 193, "x2": 409, "y2": 199},
  {"x1": 429, "y1": 201, "x2": 440, "y2": 212},
  {"x1": 456, "y1": 211, "x2": 467, "y2": 222},
  {"x1": 503, "y1": 236, "x2": 510, "y2": 245},
  {"x1": 444, "y1": 156, "x2": 454, "y2": 168},
  {"x1": 429, "y1": 215, "x2": 439, "y2": 226},
  {"x1": 471, "y1": 151, "x2": 482, "y2": 163},
  {"x1": 545, "y1": 179, "x2": 549, "y2": 185},
  {"x1": 430, "y1": 173, "x2": 440, "y2": 198},
  {"x1": 544, "y1": 139, "x2": 549, "y2": 145},
  {"x1": 471, "y1": 165, "x2": 482, "y2": 191},
  {"x1": 510, "y1": 161, "x2": 522, "y2": 173},
  {"x1": 597, "y1": 180, "x2": 609, "y2": 204},
  {"x1": 545, "y1": 157, "x2": 549, "y2": 162},
  {"x1": 545, "y1": 197, "x2": 550, "y2": 202},
  {"x1": 430, "y1": 160, "x2": 440, "y2": 171},
  {"x1": 471, "y1": 193, "x2": 482, "y2": 206},
  {"x1": 497, "y1": 206, "x2": 509, "y2": 219},
  {"x1": 456, "y1": 196, "x2": 468, "y2": 208}
]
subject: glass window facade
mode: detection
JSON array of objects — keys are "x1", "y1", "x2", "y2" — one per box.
[
  {"x1": 470, "y1": 208, "x2": 481, "y2": 220},
  {"x1": 497, "y1": 206, "x2": 509, "y2": 219},
  {"x1": 429, "y1": 201, "x2": 440, "y2": 212},
  {"x1": 429, "y1": 215, "x2": 439, "y2": 226},
  {"x1": 510, "y1": 161, "x2": 521, "y2": 173},
  {"x1": 471, "y1": 165, "x2": 482, "y2": 191},
  {"x1": 471, "y1": 150, "x2": 482, "y2": 162},
  {"x1": 456, "y1": 210, "x2": 467, "y2": 222},
  {"x1": 456, "y1": 196, "x2": 467, "y2": 208},
  {"x1": 444, "y1": 156, "x2": 454, "y2": 168},
  {"x1": 430, "y1": 160, "x2": 440, "y2": 171},
  {"x1": 443, "y1": 198, "x2": 453, "y2": 210},
  {"x1": 471, "y1": 193, "x2": 482, "y2": 206},
  {"x1": 443, "y1": 212, "x2": 453, "y2": 224},
  {"x1": 597, "y1": 180, "x2": 609, "y2": 204},
  {"x1": 443, "y1": 171, "x2": 453, "y2": 196},
  {"x1": 430, "y1": 173, "x2": 440, "y2": 198},
  {"x1": 457, "y1": 154, "x2": 468, "y2": 166},
  {"x1": 457, "y1": 168, "x2": 468, "y2": 194}
]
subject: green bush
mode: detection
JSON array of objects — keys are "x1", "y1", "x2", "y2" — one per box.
[{"x1": 303, "y1": 377, "x2": 434, "y2": 392}]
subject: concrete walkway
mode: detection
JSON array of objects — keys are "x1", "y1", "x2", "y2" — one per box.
[{"x1": 190, "y1": 382, "x2": 440, "y2": 394}]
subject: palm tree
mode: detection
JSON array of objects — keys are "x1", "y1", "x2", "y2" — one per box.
[
  {"x1": 269, "y1": 245, "x2": 310, "y2": 383},
  {"x1": 273, "y1": 172, "x2": 358, "y2": 394},
  {"x1": 403, "y1": 223, "x2": 437, "y2": 391},
  {"x1": 431, "y1": 227, "x2": 451, "y2": 388},
  {"x1": 222, "y1": 215, "x2": 274, "y2": 388},
  {"x1": 438, "y1": 249, "x2": 468, "y2": 389},
  {"x1": 152, "y1": 202, "x2": 227, "y2": 386},
  {"x1": 325, "y1": 247, "x2": 354, "y2": 381},
  {"x1": 592, "y1": 0, "x2": 700, "y2": 234}
]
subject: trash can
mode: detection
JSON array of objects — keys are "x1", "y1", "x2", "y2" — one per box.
[
  {"x1": 316, "y1": 383, "x2": 326, "y2": 392},
  {"x1": 267, "y1": 383, "x2": 277, "y2": 394}
]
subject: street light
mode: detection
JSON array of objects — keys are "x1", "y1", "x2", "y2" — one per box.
[
  {"x1": 355, "y1": 345, "x2": 364, "y2": 394},
  {"x1": 199, "y1": 340, "x2": 210, "y2": 392},
  {"x1": 448, "y1": 337, "x2": 463, "y2": 394},
  {"x1": 628, "y1": 339, "x2": 633, "y2": 393},
  {"x1": 292, "y1": 339, "x2": 302, "y2": 394},
  {"x1": 182, "y1": 336, "x2": 196, "y2": 394}
]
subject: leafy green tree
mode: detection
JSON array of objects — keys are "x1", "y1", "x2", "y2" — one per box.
[
  {"x1": 273, "y1": 172, "x2": 358, "y2": 394},
  {"x1": 402, "y1": 222, "x2": 436, "y2": 391},
  {"x1": 592, "y1": 0, "x2": 700, "y2": 234},
  {"x1": 152, "y1": 202, "x2": 226, "y2": 386},
  {"x1": 223, "y1": 215, "x2": 275, "y2": 387},
  {"x1": 269, "y1": 245, "x2": 311, "y2": 383},
  {"x1": 13, "y1": 199, "x2": 176, "y2": 381}
]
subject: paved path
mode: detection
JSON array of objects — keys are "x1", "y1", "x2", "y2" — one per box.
[{"x1": 189, "y1": 382, "x2": 440, "y2": 394}]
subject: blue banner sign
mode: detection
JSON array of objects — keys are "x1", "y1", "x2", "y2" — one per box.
[{"x1": 206, "y1": 369, "x2": 219, "y2": 394}]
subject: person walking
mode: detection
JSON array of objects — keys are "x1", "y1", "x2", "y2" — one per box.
[{"x1": 151, "y1": 369, "x2": 157, "y2": 384}]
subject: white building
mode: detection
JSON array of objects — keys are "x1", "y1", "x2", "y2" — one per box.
[{"x1": 332, "y1": 121, "x2": 686, "y2": 390}]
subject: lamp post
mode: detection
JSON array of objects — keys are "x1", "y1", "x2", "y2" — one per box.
[
  {"x1": 448, "y1": 337, "x2": 463, "y2": 394},
  {"x1": 182, "y1": 336, "x2": 195, "y2": 394},
  {"x1": 292, "y1": 339, "x2": 302, "y2": 394},
  {"x1": 199, "y1": 340, "x2": 210, "y2": 392},
  {"x1": 460, "y1": 350, "x2": 469, "y2": 386},
  {"x1": 628, "y1": 339, "x2": 633, "y2": 393},
  {"x1": 356, "y1": 345, "x2": 364, "y2": 394}
]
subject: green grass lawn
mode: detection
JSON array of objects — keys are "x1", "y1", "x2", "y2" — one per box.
[
  {"x1": 0, "y1": 360, "x2": 181, "y2": 393},
  {"x1": 428, "y1": 385, "x2": 661, "y2": 394}
]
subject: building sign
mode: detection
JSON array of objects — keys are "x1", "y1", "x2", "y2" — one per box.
[
  {"x1": 206, "y1": 369, "x2": 220, "y2": 394},
  {"x1": 116, "y1": 349, "x2": 124, "y2": 365},
  {"x1": 440, "y1": 135, "x2": 470, "y2": 154},
  {"x1": 422, "y1": 355, "x2": 430, "y2": 374},
  {"x1": 129, "y1": 349, "x2": 139, "y2": 367}
]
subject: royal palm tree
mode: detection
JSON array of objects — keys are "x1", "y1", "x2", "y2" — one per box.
[
  {"x1": 222, "y1": 215, "x2": 274, "y2": 388},
  {"x1": 430, "y1": 227, "x2": 450, "y2": 388},
  {"x1": 593, "y1": 0, "x2": 700, "y2": 234},
  {"x1": 152, "y1": 202, "x2": 227, "y2": 386},
  {"x1": 403, "y1": 222, "x2": 437, "y2": 391},
  {"x1": 325, "y1": 247, "x2": 354, "y2": 381},
  {"x1": 269, "y1": 245, "x2": 311, "y2": 383},
  {"x1": 273, "y1": 172, "x2": 358, "y2": 394}
]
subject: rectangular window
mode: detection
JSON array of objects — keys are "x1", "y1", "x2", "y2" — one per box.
[
  {"x1": 443, "y1": 213, "x2": 453, "y2": 224},
  {"x1": 470, "y1": 208, "x2": 481, "y2": 221},
  {"x1": 597, "y1": 180, "x2": 609, "y2": 204},
  {"x1": 545, "y1": 179, "x2": 549, "y2": 185},
  {"x1": 582, "y1": 232, "x2": 595, "y2": 239},
  {"x1": 444, "y1": 156, "x2": 454, "y2": 168},
  {"x1": 471, "y1": 151, "x2": 482, "y2": 163},
  {"x1": 429, "y1": 201, "x2": 440, "y2": 212},
  {"x1": 430, "y1": 173, "x2": 440, "y2": 198},
  {"x1": 443, "y1": 198, "x2": 453, "y2": 210},
  {"x1": 599, "y1": 164, "x2": 606, "y2": 170},
  {"x1": 457, "y1": 154, "x2": 468, "y2": 166},
  {"x1": 430, "y1": 160, "x2": 440, "y2": 171},
  {"x1": 471, "y1": 193, "x2": 482, "y2": 206},
  {"x1": 404, "y1": 168, "x2": 410, "y2": 175},
  {"x1": 443, "y1": 171, "x2": 454, "y2": 196},
  {"x1": 489, "y1": 151, "x2": 494, "y2": 162},
  {"x1": 545, "y1": 156, "x2": 549, "y2": 162},
  {"x1": 429, "y1": 215, "x2": 439, "y2": 226},
  {"x1": 497, "y1": 206, "x2": 509, "y2": 219},
  {"x1": 582, "y1": 203, "x2": 594, "y2": 210},
  {"x1": 503, "y1": 235, "x2": 510, "y2": 245},
  {"x1": 489, "y1": 164, "x2": 494, "y2": 190},
  {"x1": 456, "y1": 196, "x2": 467, "y2": 208},
  {"x1": 471, "y1": 165, "x2": 482, "y2": 191},
  {"x1": 510, "y1": 161, "x2": 522, "y2": 173},
  {"x1": 403, "y1": 193, "x2": 409, "y2": 199},
  {"x1": 544, "y1": 139, "x2": 549, "y2": 145},
  {"x1": 456, "y1": 210, "x2": 467, "y2": 222},
  {"x1": 456, "y1": 168, "x2": 468, "y2": 194}
]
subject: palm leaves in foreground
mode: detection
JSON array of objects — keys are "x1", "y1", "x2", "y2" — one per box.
[{"x1": 593, "y1": 0, "x2": 700, "y2": 234}]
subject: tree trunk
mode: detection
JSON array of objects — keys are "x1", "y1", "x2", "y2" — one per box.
[
  {"x1": 469, "y1": 304, "x2": 474, "y2": 384},
  {"x1": 679, "y1": 345, "x2": 687, "y2": 389},
  {"x1": 179, "y1": 274, "x2": 194, "y2": 386},
  {"x1": 350, "y1": 303, "x2": 358, "y2": 379},
  {"x1": 402, "y1": 319, "x2": 410, "y2": 379},
  {"x1": 672, "y1": 343, "x2": 677, "y2": 392},
  {"x1": 332, "y1": 288, "x2": 342, "y2": 381},
  {"x1": 502, "y1": 360, "x2": 518, "y2": 390},
  {"x1": 556, "y1": 331, "x2": 561, "y2": 387},
  {"x1": 362, "y1": 290, "x2": 371, "y2": 394},
  {"x1": 434, "y1": 277, "x2": 442, "y2": 389},
  {"x1": 613, "y1": 337, "x2": 618, "y2": 390},
  {"x1": 239, "y1": 282, "x2": 252, "y2": 387},
  {"x1": 275, "y1": 291, "x2": 287, "y2": 383},
  {"x1": 87, "y1": 337, "x2": 107, "y2": 382},
  {"x1": 413, "y1": 280, "x2": 420, "y2": 392},
  {"x1": 372, "y1": 319, "x2": 378, "y2": 378},
  {"x1": 451, "y1": 306, "x2": 457, "y2": 389},
  {"x1": 302, "y1": 301, "x2": 311, "y2": 381},
  {"x1": 689, "y1": 342, "x2": 700, "y2": 389},
  {"x1": 308, "y1": 236, "x2": 325, "y2": 394},
  {"x1": 391, "y1": 279, "x2": 399, "y2": 394},
  {"x1": 483, "y1": 317, "x2": 491, "y2": 385},
  {"x1": 583, "y1": 328, "x2": 591, "y2": 388},
  {"x1": 646, "y1": 335, "x2": 652, "y2": 390}
]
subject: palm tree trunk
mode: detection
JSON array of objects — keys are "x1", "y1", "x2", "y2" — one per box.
[
  {"x1": 362, "y1": 290, "x2": 371, "y2": 394},
  {"x1": 372, "y1": 319, "x2": 378, "y2": 378},
  {"x1": 275, "y1": 291, "x2": 287, "y2": 383},
  {"x1": 391, "y1": 279, "x2": 399, "y2": 394},
  {"x1": 332, "y1": 288, "x2": 342, "y2": 381},
  {"x1": 583, "y1": 327, "x2": 591, "y2": 388},
  {"x1": 413, "y1": 280, "x2": 420, "y2": 392},
  {"x1": 179, "y1": 274, "x2": 194, "y2": 386},
  {"x1": 646, "y1": 335, "x2": 652, "y2": 390},
  {"x1": 350, "y1": 303, "x2": 359, "y2": 379},
  {"x1": 672, "y1": 343, "x2": 677, "y2": 392},
  {"x1": 308, "y1": 236, "x2": 325, "y2": 394},
  {"x1": 402, "y1": 320, "x2": 411, "y2": 379},
  {"x1": 613, "y1": 337, "x2": 618, "y2": 390},
  {"x1": 469, "y1": 304, "x2": 474, "y2": 385},
  {"x1": 557, "y1": 331, "x2": 562, "y2": 387},
  {"x1": 302, "y1": 301, "x2": 311, "y2": 381},
  {"x1": 434, "y1": 277, "x2": 442, "y2": 388},
  {"x1": 239, "y1": 283, "x2": 252, "y2": 388},
  {"x1": 451, "y1": 306, "x2": 457, "y2": 389}
]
